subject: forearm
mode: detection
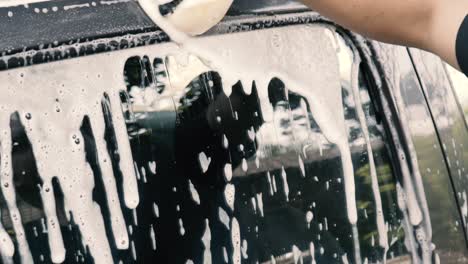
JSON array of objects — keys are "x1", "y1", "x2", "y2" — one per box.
[
  {"x1": 301, "y1": 0, "x2": 468, "y2": 69},
  {"x1": 300, "y1": 0, "x2": 435, "y2": 47}
]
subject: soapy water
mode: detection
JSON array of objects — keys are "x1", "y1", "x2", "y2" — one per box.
[
  {"x1": 344, "y1": 40, "x2": 388, "y2": 252},
  {"x1": 0, "y1": 1, "x2": 430, "y2": 263},
  {"x1": 0, "y1": 59, "x2": 139, "y2": 263},
  {"x1": 139, "y1": 0, "x2": 359, "y2": 227},
  {"x1": 0, "y1": 24, "x2": 354, "y2": 263}
]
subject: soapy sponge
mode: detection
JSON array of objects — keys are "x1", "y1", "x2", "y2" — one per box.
[{"x1": 143, "y1": 0, "x2": 233, "y2": 36}]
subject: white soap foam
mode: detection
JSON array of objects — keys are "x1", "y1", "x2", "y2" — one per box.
[
  {"x1": 309, "y1": 242, "x2": 316, "y2": 264},
  {"x1": 198, "y1": 152, "x2": 211, "y2": 173},
  {"x1": 250, "y1": 197, "x2": 257, "y2": 214},
  {"x1": 224, "y1": 183, "x2": 235, "y2": 211},
  {"x1": 153, "y1": 202, "x2": 160, "y2": 218},
  {"x1": 306, "y1": 211, "x2": 313, "y2": 229},
  {"x1": 150, "y1": 224, "x2": 157, "y2": 251},
  {"x1": 298, "y1": 155, "x2": 305, "y2": 177},
  {"x1": 138, "y1": 3, "x2": 358, "y2": 225},
  {"x1": 292, "y1": 245, "x2": 301, "y2": 264},
  {"x1": 202, "y1": 219, "x2": 212, "y2": 264},
  {"x1": 0, "y1": 3, "x2": 368, "y2": 260},
  {"x1": 223, "y1": 163, "x2": 232, "y2": 182},
  {"x1": 256, "y1": 192, "x2": 264, "y2": 217},
  {"x1": 266, "y1": 172, "x2": 274, "y2": 195},
  {"x1": 348, "y1": 52, "x2": 388, "y2": 250},
  {"x1": 0, "y1": 47, "x2": 146, "y2": 262},
  {"x1": 0, "y1": 213, "x2": 14, "y2": 258},
  {"x1": 231, "y1": 217, "x2": 241, "y2": 264},
  {"x1": 281, "y1": 167, "x2": 290, "y2": 202},
  {"x1": 148, "y1": 161, "x2": 157, "y2": 174},
  {"x1": 165, "y1": 0, "x2": 233, "y2": 36},
  {"x1": 218, "y1": 207, "x2": 230, "y2": 230},
  {"x1": 188, "y1": 179, "x2": 201, "y2": 205},
  {"x1": 241, "y1": 239, "x2": 248, "y2": 259}
]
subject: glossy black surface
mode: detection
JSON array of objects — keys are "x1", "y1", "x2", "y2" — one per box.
[
  {"x1": 0, "y1": 0, "x2": 306, "y2": 55},
  {"x1": 409, "y1": 49, "x2": 468, "y2": 248},
  {"x1": 0, "y1": 1, "x2": 467, "y2": 263}
]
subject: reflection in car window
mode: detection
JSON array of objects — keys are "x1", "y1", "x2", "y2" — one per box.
[
  {"x1": 446, "y1": 64, "x2": 468, "y2": 125},
  {"x1": 1, "y1": 25, "x2": 413, "y2": 263},
  {"x1": 406, "y1": 50, "x2": 468, "y2": 262},
  {"x1": 335, "y1": 35, "x2": 410, "y2": 263},
  {"x1": 116, "y1": 29, "x2": 409, "y2": 263}
]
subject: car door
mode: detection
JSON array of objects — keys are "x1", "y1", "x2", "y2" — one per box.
[
  {"x1": 362, "y1": 41, "x2": 468, "y2": 263},
  {"x1": 0, "y1": 1, "x2": 466, "y2": 264}
]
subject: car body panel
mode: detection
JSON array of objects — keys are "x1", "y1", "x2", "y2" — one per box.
[{"x1": 0, "y1": 1, "x2": 467, "y2": 263}]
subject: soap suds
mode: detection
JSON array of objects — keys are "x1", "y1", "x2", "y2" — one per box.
[
  {"x1": 164, "y1": 0, "x2": 233, "y2": 36},
  {"x1": 281, "y1": 166, "x2": 290, "y2": 202},
  {"x1": 0, "y1": 47, "x2": 144, "y2": 262},
  {"x1": 292, "y1": 245, "x2": 301, "y2": 264},
  {"x1": 0, "y1": 130, "x2": 34, "y2": 263},
  {"x1": 138, "y1": 1, "x2": 359, "y2": 225},
  {"x1": 0, "y1": 2, "x2": 378, "y2": 260},
  {"x1": 223, "y1": 163, "x2": 232, "y2": 182},
  {"x1": 256, "y1": 192, "x2": 264, "y2": 217},
  {"x1": 231, "y1": 217, "x2": 241, "y2": 264},
  {"x1": 349, "y1": 54, "x2": 388, "y2": 250},
  {"x1": 309, "y1": 242, "x2": 316, "y2": 264},
  {"x1": 202, "y1": 219, "x2": 212, "y2": 264},
  {"x1": 198, "y1": 152, "x2": 211, "y2": 173},
  {"x1": 266, "y1": 172, "x2": 274, "y2": 195},
  {"x1": 150, "y1": 225, "x2": 157, "y2": 251},
  {"x1": 224, "y1": 183, "x2": 235, "y2": 211},
  {"x1": 0, "y1": 211, "x2": 14, "y2": 258},
  {"x1": 306, "y1": 211, "x2": 313, "y2": 229},
  {"x1": 188, "y1": 179, "x2": 201, "y2": 205},
  {"x1": 218, "y1": 207, "x2": 230, "y2": 229},
  {"x1": 148, "y1": 161, "x2": 156, "y2": 174}
]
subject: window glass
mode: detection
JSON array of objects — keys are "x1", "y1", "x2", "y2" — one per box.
[
  {"x1": 392, "y1": 46, "x2": 468, "y2": 263},
  {"x1": 1, "y1": 25, "x2": 412, "y2": 263},
  {"x1": 406, "y1": 49, "x2": 468, "y2": 262},
  {"x1": 335, "y1": 35, "x2": 410, "y2": 263},
  {"x1": 117, "y1": 28, "x2": 410, "y2": 263},
  {"x1": 446, "y1": 64, "x2": 468, "y2": 125}
]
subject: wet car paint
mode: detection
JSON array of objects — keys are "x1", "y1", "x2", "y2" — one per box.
[{"x1": 0, "y1": 0, "x2": 467, "y2": 263}]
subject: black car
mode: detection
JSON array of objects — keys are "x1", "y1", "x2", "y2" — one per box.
[{"x1": 0, "y1": 0, "x2": 467, "y2": 263}]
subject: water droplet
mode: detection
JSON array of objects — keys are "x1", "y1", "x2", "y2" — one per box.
[
  {"x1": 74, "y1": 138, "x2": 80, "y2": 144},
  {"x1": 25, "y1": 113, "x2": 32, "y2": 119}
]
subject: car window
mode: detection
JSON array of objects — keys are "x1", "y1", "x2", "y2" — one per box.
[
  {"x1": 387, "y1": 46, "x2": 468, "y2": 263},
  {"x1": 1, "y1": 24, "x2": 412, "y2": 263},
  {"x1": 445, "y1": 64, "x2": 468, "y2": 126},
  {"x1": 120, "y1": 27, "x2": 410, "y2": 263},
  {"x1": 405, "y1": 49, "x2": 468, "y2": 261},
  {"x1": 334, "y1": 36, "x2": 410, "y2": 263}
]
